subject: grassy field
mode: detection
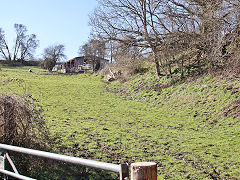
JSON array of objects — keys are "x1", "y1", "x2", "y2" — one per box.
[{"x1": 0, "y1": 66, "x2": 239, "y2": 179}]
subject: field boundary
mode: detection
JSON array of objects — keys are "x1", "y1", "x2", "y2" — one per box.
[{"x1": 0, "y1": 143, "x2": 129, "y2": 180}]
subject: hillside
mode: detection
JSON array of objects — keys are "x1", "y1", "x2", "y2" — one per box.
[
  {"x1": 106, "y1": 69, "x2": 240, "y2": 179},
  {"x1": 0, "y1": 66, "x2": 239, "y2": 179}
]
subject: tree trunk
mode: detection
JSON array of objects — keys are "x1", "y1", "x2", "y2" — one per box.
[
  {"x1": 168, "y1": 63, "x2": 172, "y2": 78},
  {"x1": 154, "y1": 59, "x2": 161, "y2": 78},
  {"x1": 181, "y1": 57, "x2": 184, "y2": 79},
  {"x1": 153, "y1": 51, "x2": 161, "y2": 78}
]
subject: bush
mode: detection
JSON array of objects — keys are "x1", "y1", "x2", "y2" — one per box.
[
  {"x1": 43, "y1": 58, "x2": 56, "y2": 71},
  {"x1": 0, "y1": 94, "x2": 49, "y2": 149}
]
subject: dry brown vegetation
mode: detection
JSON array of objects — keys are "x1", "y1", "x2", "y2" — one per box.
[
  {"x1": 101, "y1": 45, "x2": 146, "y2": 81},
  {"x1": 0, "y1": 94, "x2": 49, "y2": 149},
  {"x1": 0, "y1": 93, "x2": 52, "y2": 179}
]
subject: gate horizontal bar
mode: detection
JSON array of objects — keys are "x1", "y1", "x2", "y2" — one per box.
[
  {"x1": 0, "y1": 169, "x2": 36, "y2": 180},
  {"x1": 0, "y1": 144, "x2": 120, "y2": 173}
]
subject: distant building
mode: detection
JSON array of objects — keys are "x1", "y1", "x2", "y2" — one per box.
[
  {"x1": 52, "y1": 63, "x2": 63, "y2": 72},
  {"x1": 62, "y1": 56, "x2": 109, "y2": 73}
]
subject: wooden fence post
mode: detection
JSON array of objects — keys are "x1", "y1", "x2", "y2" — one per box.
[{"x1": 131, "y1": 162, "x2": 157, "y2": 180}]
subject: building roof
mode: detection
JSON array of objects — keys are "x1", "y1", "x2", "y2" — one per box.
[{"x1": 64, "y1": 56, "x2": 109, "y2": 64}]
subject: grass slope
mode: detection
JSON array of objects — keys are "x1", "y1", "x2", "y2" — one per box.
[{"x1": 0, "y1": 66, "x2": 239, "y2": 179}]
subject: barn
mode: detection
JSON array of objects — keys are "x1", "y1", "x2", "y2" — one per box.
[{"x1": 62, "y1": 56, "x2": 109, "y2": 73}]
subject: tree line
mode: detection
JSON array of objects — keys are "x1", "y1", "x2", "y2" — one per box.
[
  {"x1": 87, "y1": 0, "x2": 240, "y2": 78},
  {"x1": 0, "y1": 24, "x2": 66, "y2": 70}
]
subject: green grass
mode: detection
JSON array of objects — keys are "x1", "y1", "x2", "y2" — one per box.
[{"x1": 0, "y1": 66, "x2": 239, "y2": 179}]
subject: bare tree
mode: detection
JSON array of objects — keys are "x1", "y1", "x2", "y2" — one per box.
[
  {"x1": 80, "y1": 40, "x2": 105, "y2": 58},
  {"x1": 0, "y1": 24, "x2": 39, "y2": 61},
  {"x1": 79, "y1": 37, "x2": 106, "y2": 71},
  {"x1": 79, "y1": 43, "x2": 91, "y2": 57},
  {"x1": 105, "y1": 40, "x2": 115, "y2": 63},
  {"x1": 43, "y1": 44, "x2": 66, "y2": 71},
  {"x1": 90, "y1": 0, "x2": 169, "y2": 77},
  {"x1": 161, "y1": 0, "x2": 239, "y2": 69},
  {"x1": 0, "y1": 28, "x2": 12, "y2": 60},
  {"x1": 19, "y1": 34, "x2": 39, "y2": 62},
  {"x1": 90, "y1": 0, "x2": 240, "y2": 77}
]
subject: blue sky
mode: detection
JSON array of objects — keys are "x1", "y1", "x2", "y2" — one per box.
[{"x1": 1, "y1": 0, "x2": 98, "y2": 60}]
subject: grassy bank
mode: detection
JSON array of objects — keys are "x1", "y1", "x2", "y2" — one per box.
[{"x1": 0, "y1": 66, "x2": 239, "y2": 179}]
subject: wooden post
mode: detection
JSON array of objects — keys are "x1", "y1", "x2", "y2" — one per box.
[{"x1": 131, "y1": 162, "x2": 157, "y2": 180}]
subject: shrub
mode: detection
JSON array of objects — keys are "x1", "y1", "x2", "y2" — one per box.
[
  {"x1": 43, "y1": 58, "x2": 56, "y2": 71},
  {"x1": 0, "y1": 94, "x2": 49, "y2": 149}
]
